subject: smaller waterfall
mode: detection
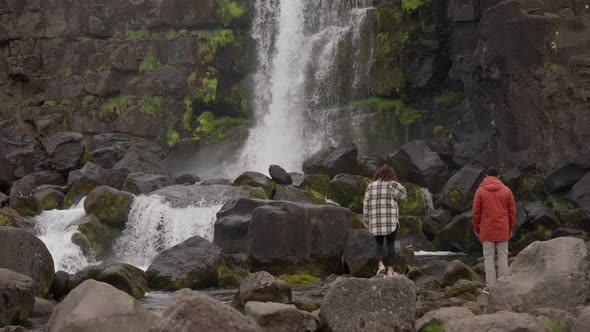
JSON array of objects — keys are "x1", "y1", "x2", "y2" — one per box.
[
  {"x1": 113, "y1": 195, "x2": 225, "y2": 270},
  {"x1": 420, "y1": 187, "x2": 434, "y2": 214},
  {"x1": 35, "y1": 199, "x2": 96, "y2": 273}
]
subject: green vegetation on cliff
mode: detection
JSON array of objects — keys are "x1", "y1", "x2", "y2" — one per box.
[
  {"x1": 139, "y1": 51, "x2": 161, "y2": 72},
  {"x1": 138, "y1": 95, "x2": 164, "y2": 118},
  {"x1": 353, "y1": 97, "x2": 422, "y2": 143},
  {"x1": 218, "y1": 0, "x2": 246, "y2": 27}
]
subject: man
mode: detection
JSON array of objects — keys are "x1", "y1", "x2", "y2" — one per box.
[{"x1": 472, "y1": 167, "x2": 516, "y2": 293}]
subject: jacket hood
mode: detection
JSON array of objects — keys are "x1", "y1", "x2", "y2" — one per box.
[{"x1": 479, "y1": 176, "x2": 505, "y2": 192}]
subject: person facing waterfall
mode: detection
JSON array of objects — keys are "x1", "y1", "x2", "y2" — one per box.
[
  {"x1": 362, "y1": 165, "x2": 407, "y2": 276},
  {"x1": 472, "y1": 167, "x2": 516, "y2": 294}
]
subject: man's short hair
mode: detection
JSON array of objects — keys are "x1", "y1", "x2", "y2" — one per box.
[{"x1": 486, "y1": 167, "x2": 500, "y2": 177}]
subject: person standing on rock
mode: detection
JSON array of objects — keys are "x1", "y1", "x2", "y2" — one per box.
[
  {"x1": 363, "y1": 165, "x2": 407, "y2": 276},
  {"x1": 472, "y1": 167, "x2": 516, "y2": 293}
]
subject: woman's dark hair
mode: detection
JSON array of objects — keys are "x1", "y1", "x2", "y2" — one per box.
[{"x1": 374, "y1": 165, "x2": 398, "y2": 182}]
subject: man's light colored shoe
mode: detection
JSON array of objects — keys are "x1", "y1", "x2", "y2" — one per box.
[{"x1": 482, "y1": 286, "x2": 490, "y2": 295}]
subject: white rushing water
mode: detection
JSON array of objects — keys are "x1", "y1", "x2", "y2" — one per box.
[
  {"x1": 113, "y1": 195, "x2": 225, "y2": 270},
  {"x1": 35, "y1": 199, "x2": 96, "y2": 273},
  {"x1": 420, "y1": 187, "x2": 435, "y2": 214},
  {"x1": 228, "y1": 0, "x2": 375, "y2": 175}
]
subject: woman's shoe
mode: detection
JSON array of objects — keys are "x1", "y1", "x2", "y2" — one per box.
[{"x1": 376, "y1": 264, "x2": 386, "y2": 276}]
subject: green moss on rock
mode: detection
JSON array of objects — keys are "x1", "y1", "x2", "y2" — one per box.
[
  {"x1": 84, "y1": 187, "x2": 134, "y2": 229},
  {"x1": 299, "y1": 175, "x2": 330, "y2": 196},
  {"x1": 77, "y1": 219, "x2": 122, "y2": 258},
  {"x1": 399, "y1": 183, "x2": 425, "y2": 216},
  {"x1": 217, "y1": 260, "x2": 249, "y2": 288},
  {"x1": 327, "y1": 175, "x2": 371, "y2": 213},
  {"x1": 278, "y1": 274, "x2": 318, "y2": 286},
  {"x1": 0, "y1": 208, "x2": 24, "y2": 228}
]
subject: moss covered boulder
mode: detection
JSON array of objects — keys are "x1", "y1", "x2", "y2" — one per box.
[
  {"x1": 35, "y1": 189, "x2": 65, "y2": 211},
  {"x1": 232, "y1": 271, "x2": 292, "y2": 310},
  {"x1": 216, "y1": 259, "x2": 250, "y2": 289},
  {"x1": 147, "y1": 236, "x2": 222, "y2": 291},
  {"x1": 297, "y1": 174, "x2": 330, "y2": 197},
  {"x1": 64, "y1": 176, "x2": 102, "y2": 207},
  {"x1": 71, "y1": 233, "x2": 93, "y2": 257},
  {"x1": 84, "y1": 186, "x2": 134, "y2": 229},
  {"x1": 399, "y1": 183, "x2": 425, "y2": 216},
  {"x1": 233, "y1": 171, "x2": 275, "y2": 197},
  {"x1": 433, "y1": 212, "x2": 481, "y2": 254},
  {"x1": 77, "y1": 217, "x2": 121, "y2": 259},
  {"x1": 272, "y1": 185, "x2": 325, "y2": 204},
  {"x1": 327, "y1": 174, "x2": 371, "y2": 213},
  {"x1": 68, "y1": 263, "x2": 149, "y2": 299},
  {"x1": 0, "y1": 208, "x2": 25, "y2": 228},
  {"x1": 421, "y1": 259, "x2": 476, "y2": 287},
  {"x1": 0, "y1": 268, "x2": 36, "y2": 327},
  {"x1": 398, "y1": 216, "x2": 435, "y2": 251},
  {"x1": 302, "y1": 144, "x2": 361, "y2": 178},
  {"x1": 8, "y1": 178, "x2": 41, "y2": 217},
  {"x1": 436, "y1": 165, "x2": 485, "y2": 213}
]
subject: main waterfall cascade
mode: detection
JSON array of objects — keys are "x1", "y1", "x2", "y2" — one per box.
[
  {"x1": 229, "y1": 0, "x2": 376, "y2": 175},
  {"x1": 113, "y1": 195, "x2": 224, "y2": 270}
]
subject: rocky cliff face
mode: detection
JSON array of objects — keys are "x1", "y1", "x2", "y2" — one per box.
[{"x1": 0, "y1": 0, "x2": 251, "y2": 146}]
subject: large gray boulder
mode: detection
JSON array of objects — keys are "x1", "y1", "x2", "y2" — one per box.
[
  {"x1": 523, "y1": 202, "x2": 559, "y2": 229},
  {"x1": 0, "y1": 269, "x2": 35, "y2": 327},
  {"x1": 41, "y1": 132, "x2": 85, "y2": 172},
  {"x1": 232, "y1": 272, "x2": 291, "y2": 310},
  {"x1": 245, "y1": 301, "x2": 317, "y2": 332},
  {"x1": 47, "y1": 280, "x2": 157, "y2": 332},
  {"x1": 420, "y1": 259, "x2": 476, "y2": 287},
  {"x1": 272, "y1": 185, "x2": 322, "y2": 205},
  {"x1": 302, "y1": 144, "x2": 361, "y2": 178},
  {"x1": 113, "y1": 147, "x2": 168, "y2": 176},
  {"x1": 546, "y1": 152, "x2": 590, "y2": 193},
  {"x1": 444, "y1": 311, "x2": 551, "y2": 332},
  {"x1": 269, "y1": 165, "x2": 292, "y2": 185},
  {"x1": 0, "y1": 128, "x2": 46, "y2": 185},
  {"x1": 9, "y1": 171, "x2": 65, "y2": 216},
  {"x1": 570, "y1": 172, "x2": 590, "y2": 210},
  {"x1": 327, "y1": 174, "x2": 370, "y2": 213},
  {"x1": 387, "y1": 140, "x2": 449, "y2": 193},
  {"x1": 123, "y1": 172, "x2": 172, "y2": 195},
  {"x1": 343, "y1": 230, "x2": 378, "y2": 278},
  {"x1": 213, "y1": 199, "x2": 354, "y2": 274},
  {"x1": 489, "y1": 237, "x2": 589, "y2": 312},
  {"x1": 436, "y1": 164, "x2": 485, "y2": 213},
  {"x1": 0, "y1": 227, "x2": 54, "y2": 297},
  {"x1": 321, "y1": 276, "x2": 416, "y2": 331},
  {"x1": 92, "y1": 133, "x2": 165, "y2": 158},
  {"x1": 151, "y1": 289, "x2": 260, "y2": 332},
  {"x1": 146, "y1": 236, "x2": 222, "y2": 291},
  {"x1": 67, "y1": 162, "x2": 105, "y2": 186}
]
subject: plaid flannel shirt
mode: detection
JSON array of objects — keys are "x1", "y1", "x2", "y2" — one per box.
[{"x1": 363, "y1": 180, "x2": 407, "y2": 236}]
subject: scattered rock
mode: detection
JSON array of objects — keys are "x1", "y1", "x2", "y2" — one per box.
[
  {"x1": 77, "y1": 216, "x2": 121, "y2": 258},
  {"x1": 269, "y1": 165, "x2": 292, "y2": 185},
  {"x1": 233, "y1": 171, "x2": 274, "y2": 195},
  {"x1": 113, "y1": 147, "x2": 168, "y2": 176},
  {"x1": 570, "y1": 172, "x2": 590, "y2": 210},
  {"x1": 387, "y1": 140, "x2": 449, "y2": 193},
  {"x1": 92, "y1": 133, "x2": 165, "y2": 158},
  {"x1": 398, "y1": 216, "x2": 436, "y2": 251},
  {"x1": 173, "y1": 173, "x2": 201, "y2": 185},
  {"x1": 327, "y1": 174, "x2": 370, "y2": 212},
  {"x1": 0, "y1": 128, "x2": 46, "y2": 185},
  {"x1": 245, "y1": 301, "x2": 318, "y2": 332},
  {"x1": 0, "y1": 193, "x2": 7, "y2": 207},
  {"x1": 88, "y1": 146, "x2": 125, "y2": 169},
  {"x1": 84, "y1": 186, "x2": 134, "y2": 229},
  {"x1": 31, "y1": 297, "x2": 56, "y2": 317},
  {"x1": 530, "y1": 308, "x2": 576, "y2": 332},
  {"x1": 444, "y1": 311, "x2": 550, "y2": 332},
  {"x1": 489, "y1": 237, "x2": 588, "y2": 312},
  {"x1": 359, "y1": 155, "x2": 384, "y2": 178},
  {"x1": 272, "y1": 185, "x2": 323, "y2": 204},
  {"x1": 343, "y1": 230, "x2": 378, "y2": 278},
  {"x1": 0, "y1": 208, "x2": 25, "y2": 228},
  {"x1": 297, "y1": 174, "x2": 330, "y2": 196},
  {"x1": 420, "y1": 259, "x2": 475, "y2": 287},
  {"x1": 524, "y1": 202, "x2": 560, "y2": 229},
  {"x1": 71, "y1": 233, "x2": 93, "y2": 257},
  {"x1": 8, "y1": 177, "x2": 41, "y2": 216},
  {"x1": 0, "y1": 269, "x2": 35, "y2": 327},
  {"x1": 41, "y1": 132, "x2": 85, "y2": 172},
  {"x1": 47, "y1": 280, "x2": 157, "y2": 332},
  {"x1": 64, "y1": 176, "x2": 102, "y2": 207},
  {"x1": 152, "y1": 289, "x2": 260, "y2": 332},
  {"x1": 69, "y1": 263, "x2": 149, "y2": 299},
  {"x1": 415, "y1": 306, "x2": 474, "y2": 331},
  {"x1": 67, "y1": 162, "x2": 105, "y2": 186},
  {"x1": 546, "y1": 152, "x2": 590, "y2": 193},
  {"x1": 147, "y1": 236, "x2": 222, "y2": 291},
  {"x1": 436, "y1": 164, "x2": 485, "y2": 213},
  {"x1": 232, "y1": 271, "x2": 291, "y2": 310},
  {"x1": 433, "y1": 212, "x2": 481, "y2": 254},
  {"x1": 34, "y1": 188, "x2": 64, "y2": 210},
  {"x1": 0, "y1": 227, "x2": 54, "y2": 297},
  {"x1": 123, "y1": 172, "x2": 172, "y2": 195},
  {"x1": 201, "y1": 178, "x2": 233, "y2": 186},
  {"x1": 321, "y1": 276, "x2": 416, "y2": 331},
  {"x1": 302, "y1": 144, "x2": 361, "y2": 178}
]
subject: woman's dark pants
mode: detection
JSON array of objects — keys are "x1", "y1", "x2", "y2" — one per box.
[{"x1": 375, "y1": 230, "x2": 396, "y2": 266}]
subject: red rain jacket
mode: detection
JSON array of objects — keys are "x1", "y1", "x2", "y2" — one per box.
[{"x1": 472, "y1": 176, "x2": 516, "y2": 242}]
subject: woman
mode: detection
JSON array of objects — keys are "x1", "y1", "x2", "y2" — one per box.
[{"x1": 363, "y1": 165, "x2": 407, "y2": 276}]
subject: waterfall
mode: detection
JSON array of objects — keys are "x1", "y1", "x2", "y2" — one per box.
[
  {"x1": 113, "y1": 195, "x2": 225, "y2": 270},
  {"x1": 420, "y1": 187, "x2": 435, "y2": 214},
  {"x1": 35, "y1": 199, "x2": 96, "y2": 273},
  {"x1": 228, "y1": 0, "x2": 375, "y2": 175}
]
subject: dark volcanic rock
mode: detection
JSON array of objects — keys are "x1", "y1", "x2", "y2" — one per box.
[
  {"x1": 123, "y1": 172, "x2": 172, "y2": 195},
  {"x1": 570, "y1": 172, "x2": 590, "y2": 210},
  {"x1": 0, "y1": 268, "x2": 36, "y2": 327},
  {"x1": 0, "y1": 227, "x2": 54, "y2": 297},
  {"x1": 272, "y1": 185, "x2": 322, "y2": 205},
  {"x1": 302, "y1": 144, "x2": 361, "y2": 178},
  {"x1": 433, "y1": 211, "x2": 481, "y2": 254},
  {"x1": 524, "y1": 202, "x2": 560, "y2": 230},
  {"x1": 9, "y1": 171, "x2": 65, "y2": 215},
  {"x1": 173, "y1": 173, "x2": 201, "y2": 185},
  {"x1": 547, "y1": 152, "x2": 590, "y2": 193},
  {"x1": 327, "y1": 174, "x2": 370, "y2": 212},
  {"x1": 67, "y1": 162, "x2": 105, "y2": 186},
  {"x1": 232, "y1": 271, "x2": 292, "y2": 310},
  {"x1": 41, "y1": 132, "x2": 85, "y2": 173},
  {"x1": 92, "y1": 133, "x2": 164, "y2": 158},
  {"x1": 269, "y1": 165, "x2": 292, "y2": 185},
  {"x1": 68, "y1": 263, "x2": 149, "y2": 299},
  {"x1": 436, "y1": 164, "x2": 485, "y2": 213},
  {"x1": 113, "y1": 147, "x2": 168, "y2": 176},
  {"x1": 0, "y1": 128, "x2": 46, "y2": 184},
  {"x1": 147, "y1": 236, "x2": 222, "y2": 291},
  {"x1": 359, "y1": 155, "x2": 384, "y2": 178},
  {"x1": 387, "y1": 140, "x2": 449, "y2": 193},
  {"x1": 84, "y1": 186, "x2": 134, "y2": 229},
  {"x1": 342, "y1": 230, "x2": 378, "y2": 278},
  {"x1": 88, "y1": 147, "x2": 126, "y2": 169},
  {"x1": 244, "y1": 301, "x2": 318, "y2": 332}
]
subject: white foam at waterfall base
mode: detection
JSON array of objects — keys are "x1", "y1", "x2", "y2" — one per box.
[
  {"x1": 420, "y1": 187, "x2": 434, "y2": 214},
  {"x1": 114, "y1": 195, "x2": 224, "y2": 270},
  {"x1": 35, "y1": 199, "x2": 96, "y2": 274}
]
